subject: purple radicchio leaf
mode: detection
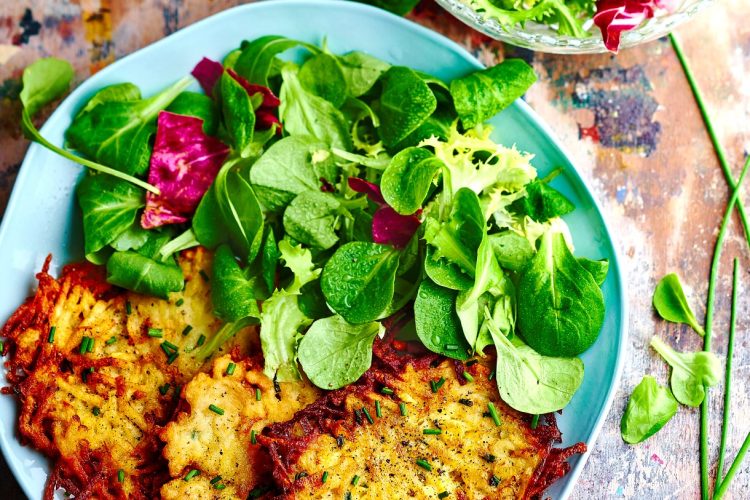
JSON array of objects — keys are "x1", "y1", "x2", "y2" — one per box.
[
  {"x1": 141, "y1": 111, "x2": 230, "y2": 229},
  {"x1": 348, "y1": 177, "x2": 421, "y2": 249},
  {"x1": 191, "y1": 57, "x2": 224, "y2": 95},
  {"x1": 227, "y1": 68, "x2": 282, "y2": 133}
]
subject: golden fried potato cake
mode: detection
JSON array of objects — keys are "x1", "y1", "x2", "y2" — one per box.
[
  {"x1": 1, "y1": 248, "x2": 256, "y2": 499},
  {"x1": 263, "y1": 343, "x2": 584, "y2": 500},
  {"x1": 160, "y1": 354, "x2": 320, "y2": 499}
]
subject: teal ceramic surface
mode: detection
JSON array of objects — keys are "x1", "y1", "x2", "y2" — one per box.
[{"x1": 0, "y1": 1, "x2": 627, "y2": 498}]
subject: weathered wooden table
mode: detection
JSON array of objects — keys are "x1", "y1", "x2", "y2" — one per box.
[{"x1": 1, "y1": 0, "x2": 748, "y2": 498}]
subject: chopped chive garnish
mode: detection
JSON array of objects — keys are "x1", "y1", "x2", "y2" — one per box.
[
  {"x1": 214, "y1": 483, "x2": 226, "y2": 490},
  {"x1": 105, "y1": 336, "x2": 117, "y2": 345},
  {"x1": 489, "y1": 474, "x2": 501, "y2": 487},
  {"x1": 147, "y1": 328, "x2": 163, "y2": 338},
  {"x1": 429, "y1": 380, "x2": 436, "y2": 392},
  {"x1": 362, "y1": 406, "x2": 374, "y2": 424},
  {"x1": 375, "y1": 400, "x2": 382, "y2": 418},
  {"x1": 82, "y1": 366, "x2": 94, "y2": 382},
  {"x1": 294, "y1": 471, "x2": 308, "y2": 481},
  {"x1": 381, "y1": 387, "x2": 394, "y2": 395},
  {"x1": 117, "y1": 469, "x2": 125, "y2": 483},
  {"x1": 125, "y1": 301, "x2": 132, "y2": 315},
  {"x1": 196, "y1": 334, "x2": 206, "y2": 347},
  {"x1": 92, "y1": 406, "x2": 100, "y2": 416},
  {"x1": 159, "y1": 383, "x2": 170, "y2": 395},
  {"x1": 199, "y1": 270, "x2": 210, "y2": 282},
  {"x1": 210, "y1": 475, "x2": 222, "y2": 485},
  {"x1": 226, "y1": 362, "x2": 236, "y2": 375},
  {"x1": 176, "y1": 298, "x2": 184, "y2": 307},
  {"x1": 208, "y1": 404, "x2": 224, "y2": 415},
  {"x1": 161, "y1": 344, "x2": 174, "y2": 357},
  {"x1": 351, "y1": 475, "x2": 360, "y2": 486},
  {"x1": 255, "y1": 388, "x2": 261, "y2": 401},
  {"x1": 488, "y1": 370, "x2": 495, "y2": 381},
  {"x1": 87, "y1": 338, "x2": 95, "y2": 353},
  {"x1": 162, "y1": 340, "x2": 179, "y2": 351},
  {"x1": 431, "y1": 377, "x2": 445, "y2": 393},
  {"x1": 445, "y1": 344, "x2": 459, "y2": 350},
  {"x1": 345, "y1": 492, "x2": 352, "y2": 500},
  {"x1": 488, "y1": 402, "x2": 501, "y2": 427},
  {"x1": 167, "y1": 352, "x2": 179, "y2": 365},
  {"x1": 462, "y1": 371, "x2": 474, "y2": 382},
  {"x1": 182, "y1": 325, "x2": 193, "y2": 336},
  {"x1": 483, "y1": 454, "x2": 496, "y2": 463},
  {"x1": 79, "y1": 337, "x2": 91, "y2": 354},
  {"x1": 416, "y1": 459, "x2": 432, "y2": 471},
  {"x1": 322, "y1": 471, "x2": 329, "y2": 483},
  {"x1": 423, "y1": 428, "x2": 442, "y2": 435},
  {"x1": 531, "y1": 414, "x2": 540, "y2": 429},
  {"x1": 184, "y1": 469, "x2": 200, "y2": 481},
  {"x1": 400, "y1": 402, "x2": 407, "y2": 416},
  {"x1": 251, "y1": 430, "x2": 257, "y2": 444},
  {"x1": 438, "y1": 492, "x2": 449, "y2": 499},
  {"x1": 47, "y1": 326, "x2": 56, "y2": 344}
]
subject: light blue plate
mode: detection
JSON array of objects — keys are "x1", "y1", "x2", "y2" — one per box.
[{"x1": 0, "y1": 1, "x2": 627, "y2": 498}]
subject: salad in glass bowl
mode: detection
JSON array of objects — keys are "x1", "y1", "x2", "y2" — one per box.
[{"x1": 436, "y1": 0, "x2": 712, "y2": 53}]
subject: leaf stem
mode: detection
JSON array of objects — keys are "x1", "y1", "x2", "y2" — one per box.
[
  {"x1": 669, "y1": 33, "x2": 750, "y2": 247},
  {"x1": 714, "y1": 258, "x2": 740, "y2": 491},
  {"x1": 714, "y1": 431, "x2": 750, "y2": 499},
  {"x1": 701, "y1": 155, "x2": 750, "y2": 499}
]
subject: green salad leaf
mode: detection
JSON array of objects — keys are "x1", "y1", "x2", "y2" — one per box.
[
  {"x1": 321, "y1": 241, "x2": 400, "y2": 324},
  {"x1": 76, "y1": 174, "x2": 145, "y2": 263},
  {"x1": 510, "y1": 177, "x2": 575, "y2": 223},
  {"x1": 76, "y1": 82, "x2": 141, "y2": 117},
  {"x1": 621, "y1": 375, "x2": 678, "y2": 444},
  {"x1": 279, "y1": 64, "x2": 352, "y2": 150},
  {"x1": 517, "y1": 230, "x2": 605, "y2": 357},
  {"x1": 489, "y1": 231, "x2": 534, "y2": 272},
  {"x1": 299, "y1": 52, "x2": 348, "y2": 107},
  {"x1": 211, "y1": 244, "x2": 261, "y2": 322},
  {"x1": 653, "y1": 273, "x2": 705, "y2": 336},
  {"x1": 377, "y1": 66, "x2": 437, "y2": 147},
  {"x1": 486, "y1": 307, "x2": 584, "y2": 414},
  {"x1": 166, "y1": 91, "x2": 219, "y2": 135},
  {"x1": 298, "y1": 315, "x2": 384, "y2": 390},
  {"x1": 381, "y1": 147, "x2": 442, "y2": 215},
  {"x1": 233, "y1": 35, "x2": 319, "y2": 86},
  {"x1": 450, "y1": 59, "x2": 536, "y2": 129},
  {"x1": 106, "y1": 250, "x2": 184, "y2": 299},
  {"x1": 650, "y1": 336, "x2": 721, "y2": 407},
  {"x1": 283, "y1": 191, "x2": 363, "y2": 250},
  {"x1": 578, "y1": 257, "x2": 609, "y2": 287},
  {"x1": 219, "y1": 72, "x2": 256, "y2": 156},
  {"x1": 414, "y1": 278, "x2": 471, "y2": 360},
  {"x1": 338, "y1": 51, "x2": 390, "y2": 97}
]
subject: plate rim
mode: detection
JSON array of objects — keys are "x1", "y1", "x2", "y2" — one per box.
[{"x1": 0, "y1": 1, "x2": 628, "y2": 498}]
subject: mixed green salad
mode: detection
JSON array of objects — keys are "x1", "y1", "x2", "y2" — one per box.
[{"x1": 20, "y1": 35, "x2": 608, "y2": 415}]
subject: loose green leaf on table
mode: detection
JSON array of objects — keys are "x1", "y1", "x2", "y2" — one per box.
[
  {"x1": 650, "y1": 336, "x2": 721, "y2": 407},
  {"x1": 76, "y1": 174, "x2": 145, "y2": 262},
  {"x1": 381, "y1": 147, "x2": 443, "y2": 215},
  {"x1": 486, "y1": 307, "x2": 584, "y2": 414},
  {"x1": 414, "y1": 278, "x2": 471, "y2": 360},
  {"x1": 621, "y1": 375, "x2": 679, "y2": 444},
  {"x1": 450, "y1": 59, "x2": 537, "y2": 129},
  {"x1": 298, "y1": 315, "x2": 384, "y2": 390},
  {"x1": 516, "y1": 230, "x2": 605, "y2": 357},
  {"x1": 653, "y1": 273, "x2": 705, "y2": 336},
  {"x1": 321, "y1": 241, "x2": 400, "y2": 324},
  {"x1": 377, "y1": 66, "x2": 437, "y2": 147}
]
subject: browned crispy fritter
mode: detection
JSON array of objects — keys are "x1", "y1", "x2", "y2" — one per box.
[
  {"x1": 160, "y1": 354, "x2": 320, "y2": 499},
  {"x1": 262, "y1": 340, "x2": 585, "y2": 499},
  {"x1": 1, "y1": 248, "x2": 256, "y2": 499}
]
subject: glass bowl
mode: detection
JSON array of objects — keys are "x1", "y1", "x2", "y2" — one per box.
[{"x1": 436, "y1": 0, "x2": 712, "y2": 54}]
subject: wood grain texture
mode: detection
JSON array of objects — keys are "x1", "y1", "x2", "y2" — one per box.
[{"x1": 0, "y1": 0, "x2": 749, "y2": 498}]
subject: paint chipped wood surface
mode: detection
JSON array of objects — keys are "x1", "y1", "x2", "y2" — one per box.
[{"x1": 1, "y1": 0, "x2": 749, "y2": 498}]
